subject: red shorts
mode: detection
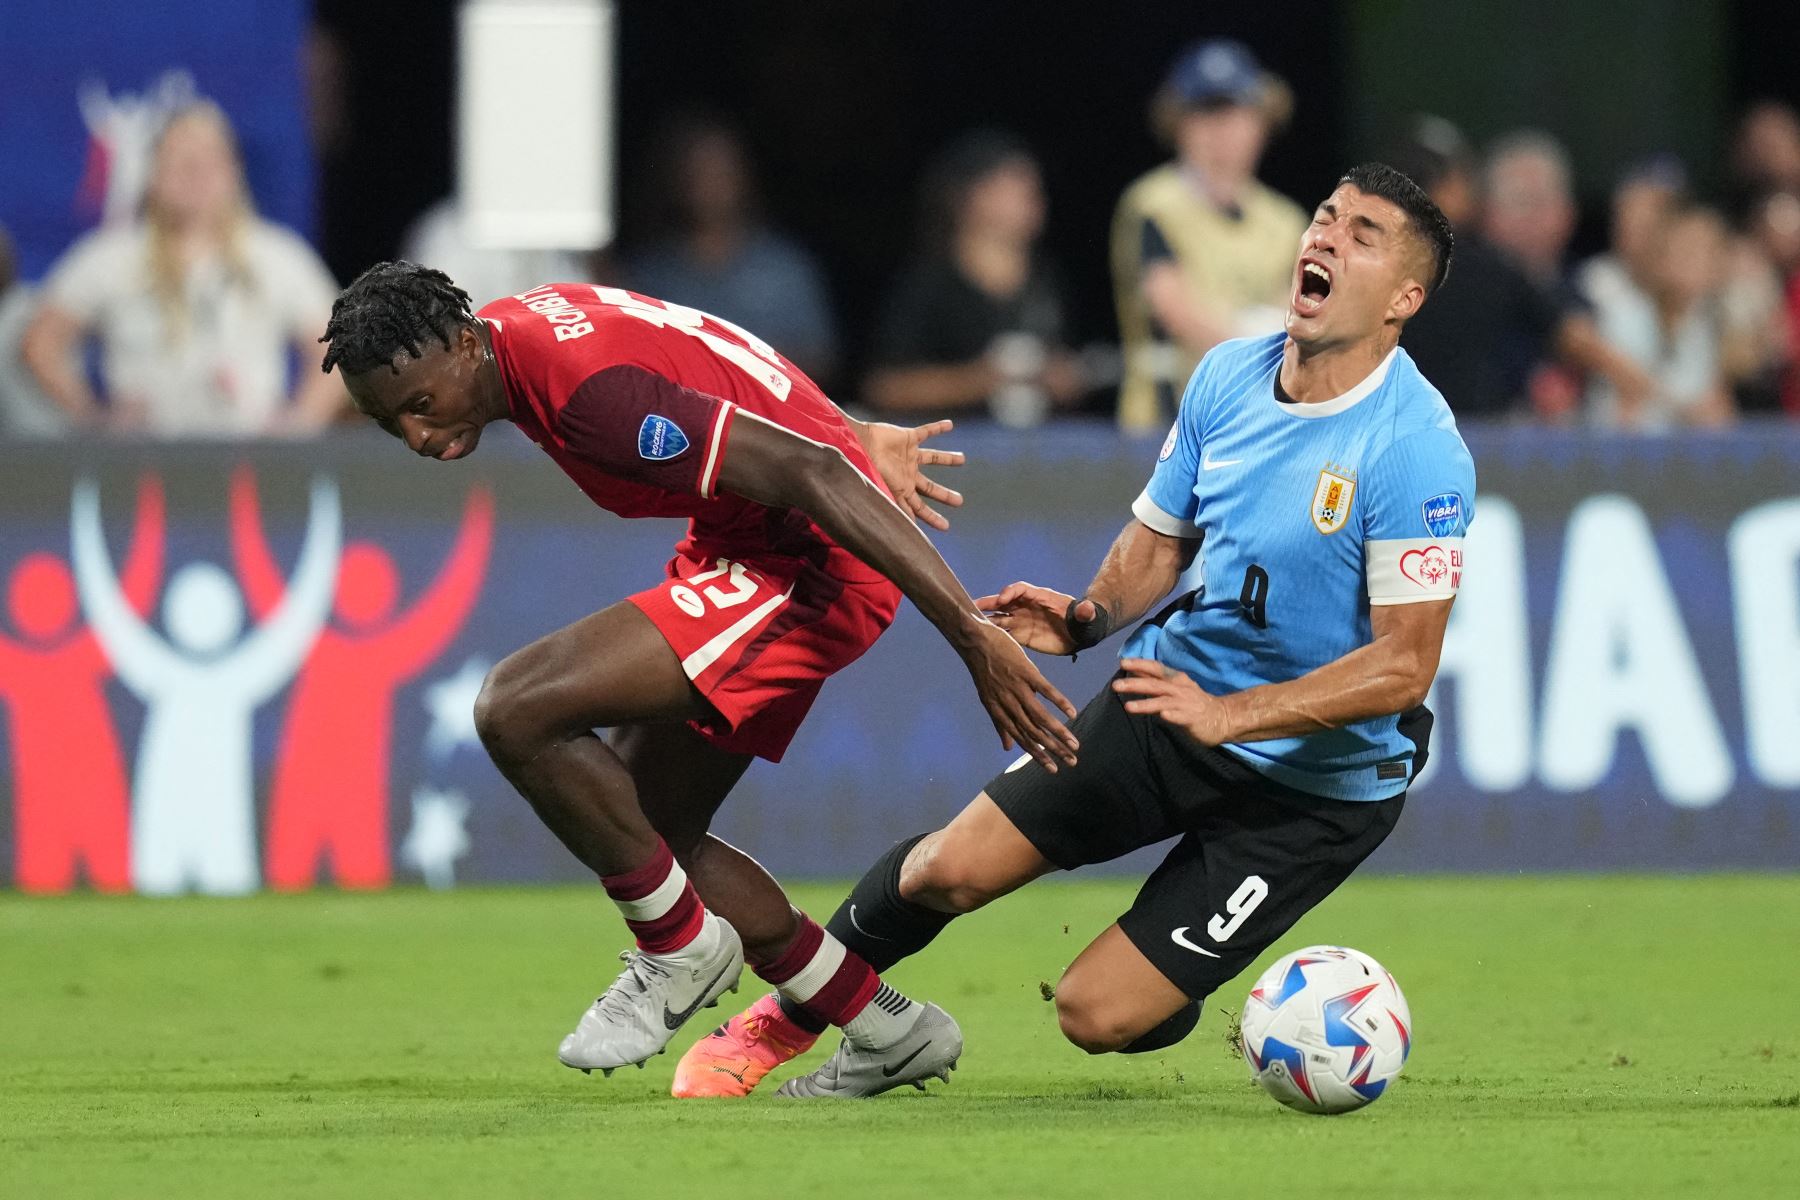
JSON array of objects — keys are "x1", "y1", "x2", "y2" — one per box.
[{"x1": 628, "y1": 544, "x2": 902, "y2": 761}]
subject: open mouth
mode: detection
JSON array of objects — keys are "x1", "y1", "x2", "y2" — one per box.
[{"x1": 1294, "y1": 258, "x2": 1333, "y2": 315}]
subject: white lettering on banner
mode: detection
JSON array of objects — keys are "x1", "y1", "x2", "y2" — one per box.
[
  {"x1": 1537, "y1": 495, "x2": 1733, "y2": 808},
  {"x1": 1729, "y1": 499, "x2": 1800, "y2": 787},
  {"x1": 1417, "y1": 497, "x2": 1532, "y2": 792}
]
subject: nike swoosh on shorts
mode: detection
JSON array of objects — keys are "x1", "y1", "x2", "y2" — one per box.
[{"x1": 1169, "y1": 927, "x2": 1222, "y2": 958}]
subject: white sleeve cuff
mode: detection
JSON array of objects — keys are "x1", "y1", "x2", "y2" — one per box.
[
  {"x1": 1132, "y1": 489, "x2": 1201, "y2": 538},
  {"x1": 1367, "y1": 537, "x2": 1463, "y2": 604}
]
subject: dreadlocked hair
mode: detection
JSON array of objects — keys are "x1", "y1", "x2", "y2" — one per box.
[{"x1": 319, "y1": 261, "x2": 475, "y2": 376}]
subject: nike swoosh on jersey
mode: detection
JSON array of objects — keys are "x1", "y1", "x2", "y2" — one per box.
[
  {"x1": 663, "y1": 960, "x2": 739, "y2": 1030},
  {"x1": 881, "y1": 1042, "x2": 931, "y2": 1077},
  {"x1": 1169, "y1": 927, "x2": 1222, "y2": 958},
  {"x1": 1202, "y1": 456, "x2": 1245, "y2": 470}
]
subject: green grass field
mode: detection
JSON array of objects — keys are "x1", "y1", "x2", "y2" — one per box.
[{"x1": 5, "y1": 877, "x2": 1798, "y2": 1199}]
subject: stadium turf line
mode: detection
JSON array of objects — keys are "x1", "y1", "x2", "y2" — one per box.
[{"x1": 3, "y1": 877, "x2": 1797, "y2": 1199}]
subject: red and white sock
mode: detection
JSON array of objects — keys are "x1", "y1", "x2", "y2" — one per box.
[
  {"x1": 600, "y1": 840, "x2": 706, "y2": 956},
  {"x1": 756, "y1": 915, "x2": 915, "y2": 1048}
]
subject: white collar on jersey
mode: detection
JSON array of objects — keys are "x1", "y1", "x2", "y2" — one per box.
[{"x1": 1274, "y1": 346, "x2": 1398, "y2": 419}]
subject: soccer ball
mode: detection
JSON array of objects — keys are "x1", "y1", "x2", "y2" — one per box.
[{"x1": 1239, "y1": 945, "x2": 1411, "y2": 1115}]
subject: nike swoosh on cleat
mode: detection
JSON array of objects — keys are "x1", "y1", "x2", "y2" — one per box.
[
  {"x1": 880, "y1": 1042, "x2": 931, "y2": 1078},
  {"x1": 663, "y1": 961, "x2": 739, "y2": 1030},
  {"x1": 712, "y1": 1065, "x2": 749, "y2": 1085},
  {"x1": 1169, "y1": 927, "x2": 1222, "y2": 958}
]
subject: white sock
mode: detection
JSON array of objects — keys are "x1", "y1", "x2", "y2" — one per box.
[
  {"x1": 663, "y1": 908, "x2": 720, "y2": 964},
  {"x1": 842, "y1": 982, "x2": 917, "y2": 1049}
]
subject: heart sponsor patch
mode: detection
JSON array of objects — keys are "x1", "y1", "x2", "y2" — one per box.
[
  {"x1": 1399, "y1": 544, "x2": 1455, "y2": 589},
  {"x1": 1366, "y1": 536, "x2": 1465, "y2": 602}
]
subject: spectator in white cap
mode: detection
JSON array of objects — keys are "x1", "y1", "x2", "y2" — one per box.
[{"x1": 1109, "y1": 39, "x2": 1306, "y2": 432}]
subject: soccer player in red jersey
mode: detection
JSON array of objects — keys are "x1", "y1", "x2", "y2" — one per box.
[{"x1": 318, "y1": 263, "x2": 1078, "y2": 1094}]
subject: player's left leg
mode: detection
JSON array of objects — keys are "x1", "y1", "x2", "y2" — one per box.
[
  {"x1": 1052, "y1": 783, "x2": 1407, "y2": 1056},
  {"x1": 612, "y1": 567, "x2": 941, "y2": 1097},
  {"x1": 1053, "y1": 924, "x2": 1194, "y2": 1054},
  {"x1": 607, "y1": 722, "x2": 819, "y2": 1097},
  {"x1": 772, "y1": 684, "x2": 1185, "y2": 1097}
]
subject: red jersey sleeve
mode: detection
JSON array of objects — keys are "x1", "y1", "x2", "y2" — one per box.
[{"x1": 552, "y1": 365, "x2": 738, "y2": 499}]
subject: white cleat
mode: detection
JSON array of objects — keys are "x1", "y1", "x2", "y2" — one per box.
[
  {"x1": 558, "y1": 912, "x2": 745, "y2": 1077},
  {"x1": 775, "y1": 1002, "x2": 963, "y2": 1098}
]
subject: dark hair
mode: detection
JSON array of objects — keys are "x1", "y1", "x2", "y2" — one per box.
[
  {"x1": 1339, "y1": 161, "x2": 1455, "y2": 297},
  {"x1": 319, "y1": 260, "x2": 474, "y2": 376},
  {"x1": 918, "y1": 128, "x2": 1038, "y2": 254}
]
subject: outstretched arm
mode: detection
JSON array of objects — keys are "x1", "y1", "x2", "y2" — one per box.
[
  {"x1": 840, "y1": 415, "x2": 965, "y2": 532},
  {"x1": 228, "y1": 465, "x2": 286, "y2": 620},
  {"x1": 118, "y1": 475, "x2": 167, "y2": 617},
  {"x1": 69, "y1": 479, "x2": 181, "y2": 692},
  {"x1": 976, "y1": 518, "x2": 1198, "y2": 656},
  {"x1": 236, "y1": 477, "x2": 342, "y2": 699},
  {"x1": 381, "y1": 487, "x2": 495, "y2": 673},
  {"x1": 1112, "y1": 599, "x2": 1453, "y2": 746},
  {"x1": 547, "y1": 364, "x2": 1076, "y2": 768},
  {"x1": 717, "y1": 412, "x2": 1079, "y2": 770}
]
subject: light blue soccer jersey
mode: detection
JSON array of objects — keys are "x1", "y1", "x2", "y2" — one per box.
[{"x1": 1122, "y1": 332, "x2": 1476, "y2": 801}]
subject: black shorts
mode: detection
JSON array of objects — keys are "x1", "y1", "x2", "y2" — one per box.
[{"x1": 984, "y1": 677, "x2": 1406, "y2": 1001}]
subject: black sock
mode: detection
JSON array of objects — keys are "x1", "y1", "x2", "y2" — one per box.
[
  {"x1": 1118, "y1": 1000, "x2": 1201, "y2": 1054},
  {"x1": 777, "y1": 833, "x2": 955, "y2": 1034}
]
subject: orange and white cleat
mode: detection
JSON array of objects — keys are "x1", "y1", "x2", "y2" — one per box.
[{"x1": 671, "y1": 993, "x2": 819, "y2": 1098}]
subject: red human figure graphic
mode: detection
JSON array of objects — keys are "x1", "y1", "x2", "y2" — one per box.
[
  {"x1": 1, "y1": 478, "x2": 165, "y2": 892},
  {"x1": 231, "y1": 468, "x2": 493, "y2": 889}
]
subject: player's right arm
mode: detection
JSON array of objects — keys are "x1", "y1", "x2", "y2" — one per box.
[
  {"x1": 548, "y1": 362, "x2": 1079, "y2": 770},
  {"x1": 716, "y1": 411, "x2": 1080, "y2": 770},
  {"x1": 978, "y1": 521, "x2": 1196, "y2": 655},
  {"x1": 979, "y1": 353, "x2": 1209, "y2": 654}
]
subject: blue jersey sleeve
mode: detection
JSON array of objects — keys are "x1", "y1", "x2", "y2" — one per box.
[
  {"x1": 1361, "y1": 426, "x2": 1477, "y2": 604},
  {"x1": 1132, "y1": 358, "x2": 1210, "y2": 537}
]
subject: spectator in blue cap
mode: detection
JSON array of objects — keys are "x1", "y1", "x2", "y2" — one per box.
[{"x1": 1109, "y1": 39, "x2": 1306, "y2": 431}]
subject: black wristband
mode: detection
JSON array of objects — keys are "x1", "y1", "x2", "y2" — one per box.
[{"x1": 1065, "y1": 597, "x2": 1113, "y2": 654}]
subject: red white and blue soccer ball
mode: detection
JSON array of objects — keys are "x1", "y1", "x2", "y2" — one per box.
[{"x1": 1239, "y1": 945, "x2": 1411, "y2": 1115}]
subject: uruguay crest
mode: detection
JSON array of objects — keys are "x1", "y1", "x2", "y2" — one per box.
[{"x1": 1310, "y1": 466, "x2": 1357, "y2": 534}]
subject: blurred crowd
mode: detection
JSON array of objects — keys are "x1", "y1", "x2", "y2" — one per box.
[{"x1": 4, "y1": 40, "x2": 1800, "y2": 440}]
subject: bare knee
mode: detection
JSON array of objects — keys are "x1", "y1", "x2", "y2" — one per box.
[
  {"x1": 897, "y1": 831, "x2": 1005, "y2": 914},
  {"x1": 474, "y1": 651, "x2": 554, "y2": 770},
  {"x1": 1054, "y1": 978, "x2": 1138, "y2": 1055}
]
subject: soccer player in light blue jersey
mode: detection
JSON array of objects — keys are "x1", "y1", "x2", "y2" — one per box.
[{"x1": 689, "y1": 163, "x2": 1470, "y2": 1096}]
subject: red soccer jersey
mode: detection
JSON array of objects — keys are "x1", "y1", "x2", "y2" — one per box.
[{"x1": 480, "y1": 283, "x2": 889, "y2": 567}]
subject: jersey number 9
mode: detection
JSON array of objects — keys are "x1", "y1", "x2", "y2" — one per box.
[{"x1": 1239, "y1": 564, "x2": 1270, "y2": 629}]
